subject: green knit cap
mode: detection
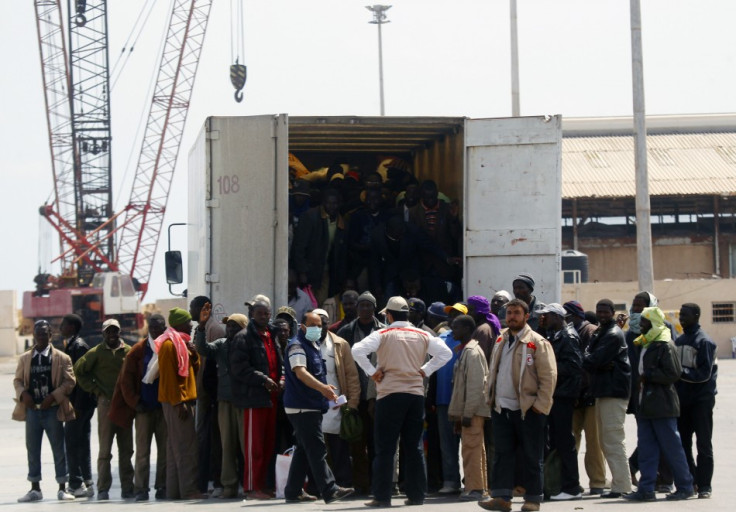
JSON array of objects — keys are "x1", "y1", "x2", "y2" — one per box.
[{"x1": 168, "y1": 307, "x2": 192, "y2": 327}]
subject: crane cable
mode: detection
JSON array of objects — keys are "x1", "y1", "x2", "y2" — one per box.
[
  {"x1": 230, "y1": 0, "x2": 247, "y2": 102},
  {"x1": 110, "y1": 0, "x2": 157, "y2": 91},
  {"x1": 114, "y1": 0, "x2": 175, "y2": 213}
]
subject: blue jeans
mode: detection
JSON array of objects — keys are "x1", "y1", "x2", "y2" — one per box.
[
  {"x1": 26, "y1": 407, "x2": 67, "y2": 483},
  {"x1": 64, "y1": 406, "x2": 94, "y2": 488},
  {"x1": 373, "y1": 393, "x2": 426, "y2": 502},
  {"x1": 436, "y1": 405, "x2": 460, "y2": 488},
  {"x1": 636, "y1": 417, "x2": 693, "y2": 494},
  {"x1": 490, "y1": 408, "x2": 546, "y2": 503}
]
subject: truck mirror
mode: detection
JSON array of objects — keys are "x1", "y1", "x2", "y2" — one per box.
[{"x1": 164, "y1": 251, "x2": 183, "y2": 284}]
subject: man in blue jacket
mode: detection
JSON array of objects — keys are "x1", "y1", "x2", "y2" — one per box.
[
  {"x1": 283, "y1": 311, "x2": 354, "y2": 504},
  {"x1": 674, "y1": 303, "x2": 717, "y2": 499}
]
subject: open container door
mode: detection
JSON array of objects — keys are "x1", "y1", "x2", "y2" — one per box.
[
  {"x1": 188, "y1": 115, "x2": 289, "y2": 321},
  {"x1": 464, "y1": 115, "x2": 562, "y2": 304}
]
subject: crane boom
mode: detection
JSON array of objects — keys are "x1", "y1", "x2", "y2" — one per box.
[
  {"x1": 66, "y1": 0, "x2": 114, "y2": 286},
  {"x1": 33, "y1": 0, "x2": 76, "y2": 278},
  {"x1": 116, "y1": 0, "x2": 213, "y2": 297}
]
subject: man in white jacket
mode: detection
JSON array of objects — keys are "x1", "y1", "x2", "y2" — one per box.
[{"x1": 352, "y1": 296, "x2": 452, "y2": 507}]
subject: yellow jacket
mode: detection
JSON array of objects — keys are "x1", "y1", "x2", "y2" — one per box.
[{"x1": 157, "y1": 338, "x2": 199, "y2": 405}]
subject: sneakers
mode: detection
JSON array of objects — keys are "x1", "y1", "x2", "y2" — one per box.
[
  {"x1": 155, "y1": 488, "x2": 166, "y2": 500},
  {"x1": 210, "y1": 487, "x2": 224, "y2": 498},
  {"x1": 657, "y1": 484, "x2": 674, "y2": 494},
  {"x1": 58, "y1": 489, "x2": 75, "y2": 501},
  {"x1": 18, "y1": 489, "x2": 43, "y2": 503},
  {"x1": 135, "y1": 491, "x2": 149, "y2": 501},
  {"x1": 98, "y1": 490, "x2": 110, "y2": 500},
  {"x1": 324, "y1": 486, "x2": 354, "y2": 504},
  {"x1": 550, "y1": 491, "x2": 582, "y2": 500},
  {"x1": 600, "y1": 491, "x2": 622, "y2": 498},
  {"x1": 438, "y1": 485, "x2": 461, "y2": 494},
  {"x1": 622, "y1": 490, "x2": 656, "y2": 501},
  {"x1": 698, "y1": 490, "x2": 712, "y2": 499},
  {"x1": 666, "y1": 489, "x2": 695, "y2": 501},
  {"x1": 588, "y1": 487, "x2": 605, "y2": 495},
  {"x1": 459, "y1": 490, "x2": 486, "y2": 501},
  {"x1": 520, "y1": 501, "x2": 541, "y2": 512},
  {"x1": 84, "y1": 481, "x2": 95, "y2": 498},
  {"x1": 478, "y1": 497, "x2": 512, "y2": 511}
]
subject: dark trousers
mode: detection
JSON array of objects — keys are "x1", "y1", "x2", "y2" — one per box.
[
  {"x1": 484, "y1": 417, "x2": 495, "y2": 490},
  {"x1": 425, "y1": 404, "x2": 443, "y2": 492},
  {"x1": 636, "y1": 417, "x2": 693, "y2": 494},
  {"x1": 325, "y1": 433, "x2": 353, "y2": 487},
  {"x1": 373, "y1": 393, "x2": 426, "y2": 503},
  {"x1": 629, "y1": 447, "x2": 673, "y2": 486},
  {"x1": 678, "y1": 396, "x2": 715, "y2": 492},
  {"x1": 285, "y1": 411, "x2": 338, "y2": 501},
  {"x1": 548, "y1": 397, "x2": 581, "y2": 494},
  {"x1": 64, "y1": 406, "x2": 94, "y2": 488},
  {"x1": 491, "y1": 408, "x2": 546, "y2": 503},
  {"x1": 350, "y1": 399, "x2": 375, "y2": 493},
  {"x1": 197, "y1": 398, "x2": 222, "y2": 492}
]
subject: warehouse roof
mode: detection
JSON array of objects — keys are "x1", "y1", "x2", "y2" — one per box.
[{"x1": 561, "y1": 114, "x2": 736, "y2": 200}]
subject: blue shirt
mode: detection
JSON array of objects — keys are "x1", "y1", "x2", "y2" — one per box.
[{"x1": 435, "y1": 331, "x2": 461, "y2": 406}]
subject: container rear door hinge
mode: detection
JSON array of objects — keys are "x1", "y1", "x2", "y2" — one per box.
[{"x1": 205, "y1": 273, "x2": 220, "y2": 283}]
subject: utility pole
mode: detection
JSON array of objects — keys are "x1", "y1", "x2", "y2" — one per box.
[
  {"x1": 630, "y1": 0, "x2": 654, "y2": 292},
  {"x1": 510, "y1": 0, "x2": 520, "y2": 116},
  {"x1": 367, "y1": 5, "x2": 391, "y2": 116}
]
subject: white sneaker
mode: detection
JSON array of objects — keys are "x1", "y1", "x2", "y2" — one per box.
[
  {"x1": 84, "y1": 482, "x2": 95, "y2": 498},
  {"x1": 71, "y1": 483, "x2": 88, "y2": 498},
  {"x1": 210, "y1": 487, "x2": 224, "y2": 498},
  {"x1": 18, "y1": 489, "x2": 43, "y2": 502},
  {"x1": 58, "y1": 489, "x2": 75, "y2": 501},
  {"x1": 550, "y1": 491, "x2": 582, "y2": 501},
  {"x1": 438, "y1": 486, "x2": 460, "y2": 494}
]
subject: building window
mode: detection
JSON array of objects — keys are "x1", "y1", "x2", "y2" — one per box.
[{"x1": 712, "y1": 302, "x2": 736, "y2": 323}]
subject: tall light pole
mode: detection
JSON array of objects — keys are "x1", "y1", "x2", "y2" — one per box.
[
  {"x1": 630, "y1": 0, "x2": 654, "y2": 292},
  {"x1": 366, "y1": 5, "x2": 391, "y2": 116},
  {"x1": 510, "y1": 0, "x2": 520, "y2": 116}
]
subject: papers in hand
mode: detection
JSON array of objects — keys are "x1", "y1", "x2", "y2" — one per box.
[{"x1": 328, "y1": 394, "x2": 347, "y2": 409}]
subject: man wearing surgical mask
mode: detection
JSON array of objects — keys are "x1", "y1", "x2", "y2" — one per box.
[{"x1": 282, "y1": 311, "x2": 354, "y2": 504}]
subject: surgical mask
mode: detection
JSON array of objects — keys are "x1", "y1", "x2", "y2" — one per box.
[
  {"x1": 305, "y1": 326, "x2": 322, "y2": 342},
  {"x1": 628, "y1": 312, "x2": 641, "y2": 334}
]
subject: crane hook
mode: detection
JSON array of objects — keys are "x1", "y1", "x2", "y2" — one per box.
[{"x1": 230, "y1": 61, "x2": 247, "y2": 103}]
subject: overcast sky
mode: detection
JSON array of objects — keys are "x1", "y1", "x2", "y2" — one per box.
[{"x1": 1, "y1": 0, "x2": 735, "y2": 307}]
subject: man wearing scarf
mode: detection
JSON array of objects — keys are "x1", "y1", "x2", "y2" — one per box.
[
  {"x1": 157, "y1": 308, "x2": 203, "y2": 500},
  {"x1": 622, "y1": 307, "x2": 694, "y2": 502},
  {"x1": 623, "y1": 291, "x2": 674, "y2": 490},
  {"x1": 109, "y1": 314, "x2": 168, "y2": 501}
]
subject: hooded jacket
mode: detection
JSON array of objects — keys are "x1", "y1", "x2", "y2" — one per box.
[
  {"x1": 674, "y1": 323, "x2": 718, "y2": 405},
  {"x1": 631, "y1": 307, "x2": 682, "y2": 419},
  {"x1": 485, "y1": 324, "x2": 557, "y2": 418}
]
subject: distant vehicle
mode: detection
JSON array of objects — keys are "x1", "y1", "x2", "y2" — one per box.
[{"x1": 23, "y1": 272, "x2": 140, "y2": 347}]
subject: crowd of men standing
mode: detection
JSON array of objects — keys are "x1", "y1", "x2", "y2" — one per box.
[{"x1": 12, "y1": 273, "x2": 718, "y2": 510}]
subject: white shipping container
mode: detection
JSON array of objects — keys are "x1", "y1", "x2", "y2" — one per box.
[{"x1": 186, "y1": 115, "x2": 562, "y2": 320}]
